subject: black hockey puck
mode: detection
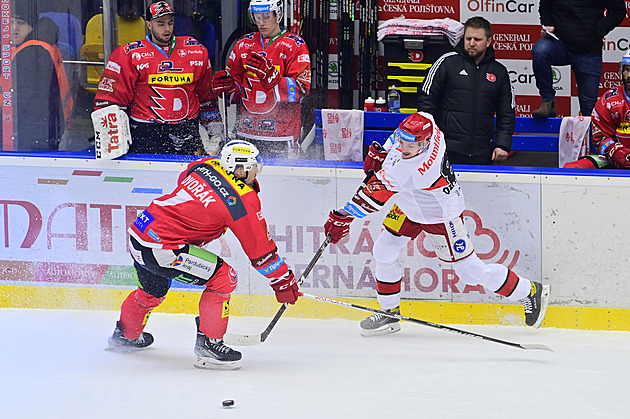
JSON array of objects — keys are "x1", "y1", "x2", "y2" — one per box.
[{"x1": 222, "y1": 399, "x2": 235, "y2": 407}]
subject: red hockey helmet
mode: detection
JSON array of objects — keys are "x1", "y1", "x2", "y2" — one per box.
[{"x1": 393, "y1": 113, "x2": 433, "y2": 150}]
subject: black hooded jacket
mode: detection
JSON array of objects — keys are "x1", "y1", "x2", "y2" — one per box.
[
  {"x1": 539, "y1": 0, "x2": 626, "y2": 54},
  {"x1": 417, "y1": 40, "x2": 515, "y2": 163}
]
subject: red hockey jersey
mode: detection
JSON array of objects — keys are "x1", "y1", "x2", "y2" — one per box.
[
  {"x1": 94, "y1": 35, "x2": 217, "y2": 124},
  {"x1": 592, "y1": 85, "x2": 630, "y2": 156},
  {"x1": 227, "y1": 30, "x2": 311, "y2": 141},
  {"x1": 128, "y1": 158, "x2": 289, "y2": 281}
]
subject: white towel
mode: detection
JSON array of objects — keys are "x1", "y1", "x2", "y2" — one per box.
[
  {"x1": 559, "y1": 116, "x2": 591, "y2": 167},
  {"x1": 322, "y1": 109, "x2": 364, "y2": 162}
]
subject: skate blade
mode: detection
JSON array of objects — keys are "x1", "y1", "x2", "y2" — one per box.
[
  {"x1": 532, "y1": 284, "x2": 551, "y2": 329},
  {"x1": 106, "y1": 339, "x2": 150, "y2": 352},
  {"x1": 360, "y1": 322, "x2": 401, "y2": 337},
  {"x1": 193, "y1": 356, "x2": 242, "y2": 370}
]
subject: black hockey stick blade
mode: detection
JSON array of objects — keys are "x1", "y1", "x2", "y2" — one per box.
[
  {"x1": 300, "y1": 293, "x2": 555, "y2": 353},
  {"x1": 224, "y1": 234, "x2": 333, "y2": 346}
]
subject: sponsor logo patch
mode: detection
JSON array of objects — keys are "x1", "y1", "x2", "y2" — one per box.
[
  {"x1": 148, "y1": 73, "x2": 194, "y2": 85},
  {"x1": 132, "y1": 51, "x2": 155, "y2": 60},
  {"x1": 105, "y1": 61, "x2": 121, "y2": 74},
  {"x1": 147, "y1": 229, "x2": 162, "y2": 242},
  {"x1": 98, "y1": 77, "x2": 115, "y2": 92},
  {"x1": 133, "y1": 210, "x2": 154, "y2": 233}
]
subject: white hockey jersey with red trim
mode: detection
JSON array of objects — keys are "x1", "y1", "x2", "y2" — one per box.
[
  {"x1": 227, "y1": 30, "x2": 311, "y2": 141},
  {"x1": 344, "y1": 113, "x2": 465, "y2": 224},
  {"x1": 94, "y1": 35, "x2": 217, "y2": 124}
]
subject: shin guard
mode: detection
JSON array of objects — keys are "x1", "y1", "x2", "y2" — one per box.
[
  {"x1": 119, "y1": 288, "x2": 165, "y2": 339},
  {"x1": 198, "y1": 263, "x2": 237, "y2": 339}
]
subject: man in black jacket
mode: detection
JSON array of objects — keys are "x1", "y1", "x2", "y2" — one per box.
[
  {"x1": 418, "y1": 16, "x2": 514, "y2": 165},
  {"x1": 531, "y1": 0, "x2": 625, "y2": 119}
]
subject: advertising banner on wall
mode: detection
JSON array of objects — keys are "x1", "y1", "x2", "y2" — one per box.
[
  {"x1": 372, "y1": 0, "x2": 630, "y2": 116},
  {"x1": 0, "y1": 158, "x2": 542, "y2": 306}
]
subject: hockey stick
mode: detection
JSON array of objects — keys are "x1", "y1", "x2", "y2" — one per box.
[
  {"x1": 223, "y1": 234, "x2": 333, "y2": 346},
  {"x1": 220, "y1": 91, "x2": 228, "y2": 142},
  {"x1": 300, "y1": 293, "x2": 555, "y2": 352}
]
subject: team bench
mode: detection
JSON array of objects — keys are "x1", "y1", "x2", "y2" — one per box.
[{"x1": 313, "y1": 110, "x2": 562, "y2": 157}]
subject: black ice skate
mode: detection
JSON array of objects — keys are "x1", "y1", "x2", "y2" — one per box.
[
  {"x1": 522, "y1": 282, "x2": 550, "y2": 328},
  {"x1": 193, "y1": 317, "x2": 242, "y2": 370},
  {"x1": 360, "y1": 307, "x2": 402, "y2": 337},
  {"x1": 108, "y1": 321, "x2": 154, "y2": 351}
]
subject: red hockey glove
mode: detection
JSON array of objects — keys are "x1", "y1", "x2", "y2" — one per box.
[
  {"x1": 245, "y1": 52, "x2": 281, "y2": 89},
  {"x1": 270, "y1": 270, "x2": 301, "y2": 304},
  {"x1": 212, "y1": 70, "x2": 240, "y2": 97},
  {"x1": 324, "y1": 210, "x2": 354, "y2": 244},
  {"x1": 605, "y1": 142, "x2": 630, "y2": 169},
  {"x1": 363, "y1": 141, "x2": 387, "y2": 174}
]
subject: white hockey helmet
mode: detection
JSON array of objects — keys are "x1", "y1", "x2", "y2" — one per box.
[
  {"x1": 620, "y1": 50, "x2": 630, "y2": 74},
  {"x1": 220, "y1": 140, "x2": 263, "y2": 174},
  {"x1": 249, "y1": 0, "x2": 283, "y2": 24}
]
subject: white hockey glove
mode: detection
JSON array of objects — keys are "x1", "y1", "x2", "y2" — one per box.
[
  {"x1": 91, "y1": 105, "x2": 132, "y2": 160},
  {"x1": 198, "y1": 109, "x2": 222, "y2": 155}
]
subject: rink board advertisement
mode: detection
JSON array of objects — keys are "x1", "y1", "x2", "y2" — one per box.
[
  {"x1": 0, "y1": 157, "x2": 541, "y2": 304},
  {"x1": 2, "y1": 156, "x2": 630, "y2": 324}
]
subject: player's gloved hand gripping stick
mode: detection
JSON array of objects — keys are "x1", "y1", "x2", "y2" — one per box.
[
  {"x1": 363, "y1": 141, "x2": 387, "y2": 174},
  {"x1": 212, "y1": 70, "x2": 240, "y2": 98},
  {"x1": 223, "y1": 234, "x2": 333, "y2": 346}
]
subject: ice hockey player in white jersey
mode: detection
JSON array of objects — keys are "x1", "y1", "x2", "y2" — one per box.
[{"x1": 323, "y1": 112, "x2": 550, "y2": 335}]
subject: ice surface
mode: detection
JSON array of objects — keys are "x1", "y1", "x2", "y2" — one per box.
[{"x1": 1, "y1": 308, "x2": 629, "y2": 418}]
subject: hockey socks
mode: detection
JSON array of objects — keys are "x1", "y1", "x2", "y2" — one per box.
[{"x1": 118, "y1": 288, "x2": 164, "y2": 340}]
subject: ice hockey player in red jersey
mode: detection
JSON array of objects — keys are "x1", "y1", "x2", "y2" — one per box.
[
  {"x1": 108, "y1": 140, "x2": 300, "y2": 370},
  {"x1": 323, "y1": 112, "x2": 550, "y2": 336},
  {"x1": 94, "y1": 1, "x2": 221, "y2": 155},
  {"x1": 566, "y1": 51, "x2": 630, "y2": 169},
  {"x1": 594, "y1": 88, "x2": 630, "y2": 169},
  {"x1": 211, "y1": 0, "x2": 311, "y2": 159}
]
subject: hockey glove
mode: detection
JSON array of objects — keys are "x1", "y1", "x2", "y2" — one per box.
[
  {"x1": 324, "y1": 210, "x2": 354, "y2": 244},
  {"x1": 245, "y1": 52, "x2": 281, "y2": 89},
  {"x1": 363, "y1": 141, "x2": 387, "y2": 174},
  {"x1": 212, "y1": 70, "x2": 240, "y2": 97},
  {"x1": 605, "y1": 142, "x2": 630, "y2": 169},
  {"x1": 270, "y1": 270, "x2": 301, "y2": 304}
]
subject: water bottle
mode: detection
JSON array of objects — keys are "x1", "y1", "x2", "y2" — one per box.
[
  {"x1": 363, "y1": 97, "x2": 375, "y2": 112},
  {"x1": 375, "y1": 97, "x2": 387, "y2": 112},
  {"x1": 388, "y1": 86, "x2": 401, "y2": 113}
]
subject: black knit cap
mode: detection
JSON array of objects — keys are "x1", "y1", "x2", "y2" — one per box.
[
  {"x1": 146, "y1": 1, "x2": 176, "y2": 20},
  {"x1": 13, "y1": 1, "x2": 37, "y2": 27}
]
